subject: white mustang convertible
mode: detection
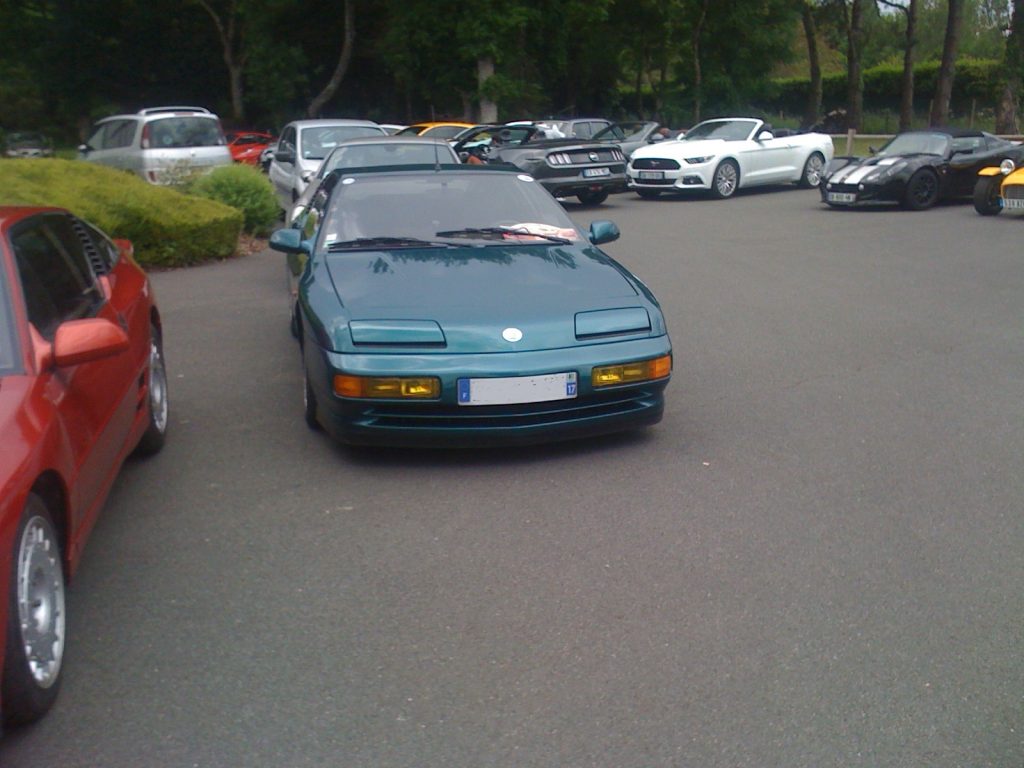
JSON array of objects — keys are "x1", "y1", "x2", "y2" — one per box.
[{"x1": 627, "y1": 118, "x2": 835, "y2": 199}]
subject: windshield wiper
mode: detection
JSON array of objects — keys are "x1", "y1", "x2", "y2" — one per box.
[
  {"x1": 435, "y1": 227, "x2": 573, "y2": 245},
  {"x1": 327, "y1": 236, "x2": 449, "y2": 251}
]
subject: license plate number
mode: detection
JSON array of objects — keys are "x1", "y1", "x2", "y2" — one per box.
[
  {"x1": 638, "y1": 170, "x2": 664, "y2": 180},
  {"x1": 1003, "y1": 198, "x2": 1024, "y2": 209},
  {"x1": 583, "y1": 167, "x2": 611, "y2": 178},
  {"x1": 457, "y1": 372, "x2": 578, "y2": 406},
  {"x1": 828, "y1": 192, "x2": 856, "y2": 203}
]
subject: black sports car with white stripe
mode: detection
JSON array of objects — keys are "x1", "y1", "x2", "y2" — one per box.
[{"x1": 821, "y1": 129, "x2": 1024, "y2": 211}]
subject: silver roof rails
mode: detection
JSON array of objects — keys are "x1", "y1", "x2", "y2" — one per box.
[{"x1": 137, "y1": 106, "x2": 212, "y2": 116}]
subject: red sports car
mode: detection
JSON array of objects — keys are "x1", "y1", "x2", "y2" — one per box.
[
  {"x1": 0, "y1": 207, "x2": 168, "y2": 727},
  {"x1": 226, "y1": 130, "x2": 275, "y2": 165}
]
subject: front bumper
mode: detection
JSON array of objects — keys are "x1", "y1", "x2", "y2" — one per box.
[
  {"x1": 305, "y1": 336, "x2": 671, "y2": 447},
  {"x1": 820, "y1": 177, "x2": 905, "y2": 206},
  {"x1": 627, "y1": 163, "x2": 713, "y2": 192}
]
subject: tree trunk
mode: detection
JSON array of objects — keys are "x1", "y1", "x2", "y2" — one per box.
[
  {"x1": 691, "y1": 0, "x2": 709, "y2": 125},
  {"x1": 307, "y1": 0, "x2": 355, "y2": 118},
  {"x1": 477, "y1": 55, "x2": 497, "y2": 123},
  {"x1": 930, "y1": 0, "x2": 964, "y2": 126},
  {"x1": 196, "y1": 0, "x2": 246, "y2": 123},
  {"x1": 897, "y1": 0, "x2": 918, "y2": 132},
  {"x1": 801, "y1": 1, "x2": 821, "y2": 129},
  {"x1": 845, "y1": 0, "x2": 865, "y2": 132},
  {"x1": 995, "y1": 0, "x2": 1022, "y2": 134}
]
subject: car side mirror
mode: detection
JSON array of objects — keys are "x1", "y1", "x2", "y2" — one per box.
[
  {"x1": 53, "y1": 318, "x2": 129, "y2": 368},
  {"x1": 270, "y1": 228, "x2": 311, "y2": 254},
  {"x1": 458, "y1": 151, "x2": 470, "y2": 162},
  {"x1": 758, "y1": 131, "x2": 774, "y2": 141},
  {"x1": 274, "y1": 147, "x2": 295, "y2": 164},
  {"x1": 589, "y1": 220, "x2": 620, "y2": 245},
  {"x1": 77, "y1": 143, "x2": 92, "y2": 154},
  {"x1": 649, "y1": 134, "x2": 665, "y2": 143}
]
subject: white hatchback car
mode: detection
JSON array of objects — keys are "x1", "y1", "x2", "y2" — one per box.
[
  {"x1": 79, "y1": 106, "x2": 232, "y2": 184},
  {"x1": 268, "y1": 119, "x2": 387, "y2": 211}
]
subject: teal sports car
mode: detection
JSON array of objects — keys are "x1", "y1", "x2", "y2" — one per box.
[{"x1": 270, "y1": 164, "x2": 671, "y2": 447}]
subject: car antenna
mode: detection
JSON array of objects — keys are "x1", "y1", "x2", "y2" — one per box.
[{"x1": 433, "y1": 138, "x2": 441, "y2": 171}]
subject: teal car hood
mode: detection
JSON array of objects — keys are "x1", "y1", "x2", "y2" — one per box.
[{"x1": 319, "y1": 244, "x2": 659, "y2": 353}]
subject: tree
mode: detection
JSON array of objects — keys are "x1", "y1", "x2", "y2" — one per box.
[
  {"x1": 306, "y1": 0, "x2": 355, "y2": 118},
  {"x1": 995, "y1": 0, "x2": 1022, "y2": 133},
  {"x1": 930, "y1": 0, "x2": 965, "y2": 125},
  {"x1": 878, "y1": 0, "x2": 919, "y2": 131},
  {"x1": 844, "y1": 0, "x2": 867, "y2": 130},
  {"x1": 195, "y1": 0, "x2": 248, "y2": 122},
  {"x1": 800, "y1": 0, "x2": 823, "y2": 128}
]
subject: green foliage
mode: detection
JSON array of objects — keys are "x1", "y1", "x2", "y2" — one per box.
[
  {"x1": 769, "y1": 58, "x2": 1003, "y2": 120},
  {"x1": 186, "y1": 163, "x2": 279, "y2": 236},
  {"x1": 0, "y1": 159, "x2": 242, "y2": 268}
]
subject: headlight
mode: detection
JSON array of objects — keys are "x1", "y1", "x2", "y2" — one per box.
[
  {"x1": 1000, "y1": 158, "x2": 1015, "y2": 175},
  {"x1": 684, "y1": 156, "x2": 714, "y2": 164},
  {"x1": 592, "y1": 355, "x2": 671, "y2": 388},
  {"x1": 334, "y1": 375, "x2": 440, "y2": 399}
]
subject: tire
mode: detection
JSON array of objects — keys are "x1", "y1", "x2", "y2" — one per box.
[
  {"x1": 711, "y1": 160, "x2": 739, "y2": 199},
  {"x1": 135, "y1": 323, "x2": 169, "y2": 456},
  {"x1": 973, "y1": 175, "x2": 1003, "y2": 216},
  {"x1": 902, "y1": 169, "x2": 940, "y2": 211},
  {"x1": 798, "y1": 152, "x2": 826, "y2": 188},
  {"x1": 636, "y1": 189, "x2": 661, "y2": 200},
  {"x1": 2, "y1": 494, "x2": 65, "y2": 726},
  {"x1": 576, "y1": 190, "x2": 608, "y2": 206},
  {"x1": 303, "y1": 365, "x2": 320, "y2": 431}
]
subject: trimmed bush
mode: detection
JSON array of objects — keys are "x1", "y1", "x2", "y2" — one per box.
[
  {"x1": 186, "y1": 163, "x2": 279, "y2": 236},
  {"x1": 0, "y1": 158, "x2": 242, "y2": 267}
]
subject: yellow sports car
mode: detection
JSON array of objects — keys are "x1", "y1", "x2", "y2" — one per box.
[{"x1": 973, "y1": 158, "x2": 1024, "y2": 215}]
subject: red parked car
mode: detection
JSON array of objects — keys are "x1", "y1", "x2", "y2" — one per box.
[
  {"x1": 226, "y1": 130, "x2": 275, "y2": 165},
  {"x1": 0, "y1": 207, "x2": 168, "y2": 727}
]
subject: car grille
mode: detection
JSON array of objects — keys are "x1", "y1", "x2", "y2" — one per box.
[
  {"x1": 632, "y1": 158, "x2": 681, "y2": 171},
  {"x1": 547, "y1": 147, "x2": 625, "y2": 166},
  {"x1": 1002, "y1": 184, "x2": 1024, "y2": 200},
  {"x1": 350, "y1": 388, "x2": 660, "y2": 431}
]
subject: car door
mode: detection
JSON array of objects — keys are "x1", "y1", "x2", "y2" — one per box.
[
  {"x1": 741, "y1": 128, "x2": 796, "y2": 185},
  {"x1": 269, "y1": 124, "x2": 298, "y2": 207},
  {"x1": 83, "y1": 119, "x2": 137, "y2": 171},
  {"x1": 10, "y1": 213, "x2": 138, "y2": 526}
]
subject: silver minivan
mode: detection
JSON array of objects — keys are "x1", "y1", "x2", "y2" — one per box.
[{"x1": 79, "y1": 106, "x2": 233, "y2": 184}]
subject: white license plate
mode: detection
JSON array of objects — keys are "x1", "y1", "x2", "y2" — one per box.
[
  {"x1": 1003, "y1": 198, "x2": 1024, "y2": 209},
  {"x1": 828, "y1": 192, "x2": 857, "y2": 203},
  {"x1": 583, "y1": 167, "x2": 611, "y2": 178},
  {"x1": 638, "y1": 170, "x2": 664, "y2": 180},
  {"x1": 457, "y1": 372, "x2": 578, "y2": 406}
]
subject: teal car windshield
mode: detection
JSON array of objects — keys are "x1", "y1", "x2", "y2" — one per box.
[{"x1": 318, "y1": 172, "x2": 582, "y2": 247}]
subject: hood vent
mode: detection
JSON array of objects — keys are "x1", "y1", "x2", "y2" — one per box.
[{"x1": 575, "y1": 308, "x2": 650, "y2": 339}]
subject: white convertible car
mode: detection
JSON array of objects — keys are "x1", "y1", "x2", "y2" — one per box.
[{"x1": 627, "y1": 118, "x2": 834, "y2": 199}]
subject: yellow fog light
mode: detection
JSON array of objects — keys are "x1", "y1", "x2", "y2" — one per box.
[
  {"x1": 591, "y1": 354, "x2": 672, "y2": 387},
  {"x1": 333, "y1": 375, "x2": 440, "y2": 399}
]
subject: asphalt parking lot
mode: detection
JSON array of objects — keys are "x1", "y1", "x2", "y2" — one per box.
[{"x1": 2, "y1": 186, "x2": 1022, "y2": 767}]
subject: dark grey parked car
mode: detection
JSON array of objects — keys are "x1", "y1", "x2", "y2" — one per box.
[{"x1": 453, "y1": 124, "x2": 627, "y2": 206}]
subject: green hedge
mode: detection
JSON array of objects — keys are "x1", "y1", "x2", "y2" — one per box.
[
  {"x1": 186, "y1": 163, "x2": 278, "y2": 236},
  {"x1": 0, "y1": 158, "x2": 242, "y2": 267},
  {"x1": 768, "y1": 58, "x2": 1003, "y2": 119}
]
